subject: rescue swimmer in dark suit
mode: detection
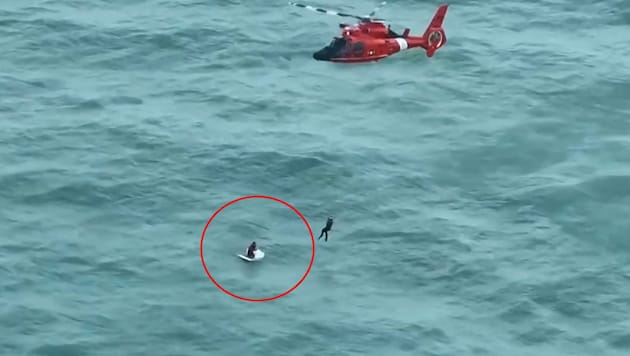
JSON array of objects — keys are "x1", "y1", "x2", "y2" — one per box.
[
  {"x1": 318, "y1": 216, "x2": 334, "y2": 241},
  {"x1": 246, "y1": 241, "x2": 256, "y2": 258}
]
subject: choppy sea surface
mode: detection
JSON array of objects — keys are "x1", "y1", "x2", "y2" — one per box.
[{"x1": 2, "y1": 0, "x2": 630, "y2": 355}]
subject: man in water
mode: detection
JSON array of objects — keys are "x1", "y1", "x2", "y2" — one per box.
[
  {"x1": 247, "y1": 241, "x2": 256, "y2": 258},
  {"x1": 318, "y1": 216, "x2": 334, "y2": 241}
]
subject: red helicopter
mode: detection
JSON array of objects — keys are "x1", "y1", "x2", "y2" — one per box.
[{"x1": 288, "y1": 1, "x2": 449, "y2": 63}]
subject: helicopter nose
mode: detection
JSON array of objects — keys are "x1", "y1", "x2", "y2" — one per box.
[
  {"x1": 313, "y1": 45, "x2": 333, "y2": 61},
  {"x1": 313, "y1": 50, "x2": 329, "y2": 61}
]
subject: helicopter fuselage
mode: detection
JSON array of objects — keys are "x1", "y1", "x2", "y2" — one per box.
[
  {"x1": 313, "y1": 22, "x2": 429, "y2": 63},
  {"x1": 289, "y1": 1, "x2": 449, "y2": 63}
]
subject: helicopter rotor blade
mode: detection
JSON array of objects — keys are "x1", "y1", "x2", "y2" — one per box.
[
  {"x1": 288, "y1": 2, "x2": 376, "y2": 22},
  {"x1": 367, "y1": 1, "x2": 387, "y2": 18}
]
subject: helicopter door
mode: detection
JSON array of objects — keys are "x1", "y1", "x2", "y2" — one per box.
[{"x1": 352, "y1": 42, "x2": 365, "y2": 57}]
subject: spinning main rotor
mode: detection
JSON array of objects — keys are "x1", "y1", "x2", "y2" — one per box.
[{"x1": 288, "y1": 1, "x2": 388, "y2": 23}]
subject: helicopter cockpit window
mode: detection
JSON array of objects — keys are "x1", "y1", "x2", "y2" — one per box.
[
  {"x1": 329, "y1": 38, "x2": 346, "y2": 50},
  {"x1": 327, "y1": 37, "x2": 348, "y2": 56}
]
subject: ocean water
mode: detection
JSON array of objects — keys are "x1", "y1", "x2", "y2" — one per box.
[{"x1": 2, "y1": 0, "x2": 630, "y2": 355}]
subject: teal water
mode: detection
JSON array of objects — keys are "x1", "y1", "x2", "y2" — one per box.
[{"x1": 2, "y1": 0, "x2": 630, "y2": 355}]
